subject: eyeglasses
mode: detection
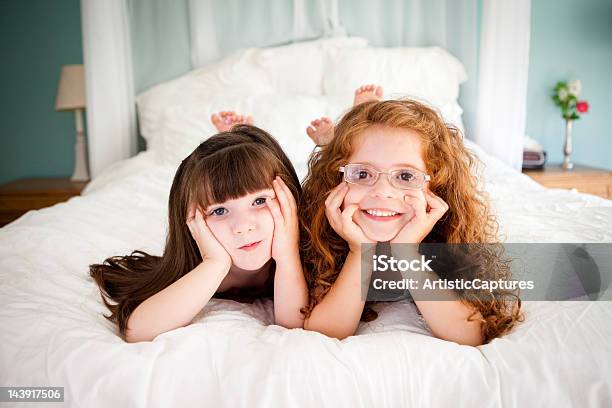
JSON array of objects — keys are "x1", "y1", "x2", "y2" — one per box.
[{"x1": 339, "y1": 163, "x2": 431, "y2": 190}]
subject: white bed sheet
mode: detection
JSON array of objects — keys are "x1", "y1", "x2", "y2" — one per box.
[{"x1": 1, "y1": 145, "x2": 612, "y2": 407}]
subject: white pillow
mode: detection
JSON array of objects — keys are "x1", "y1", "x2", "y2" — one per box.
[
  {"x1": 157, "y1": 94, "x2": 327, "y2": 180},
  {"x1": 254, "y1": 37, "x2": 367, "y2": 96},
  {"x1": 139, "y1": 42, "x2": 469, "y2": 156},
  {"x1": 322, "y1": 46, "x2": 467, "y2": 131},
  {"x1": 137, "y1": 48, "x2": 274, "y2": 149},
  {"x1": 323, "y1": 46, "x2": 467, "y2": 99},
  {"x1": 322, "y1": 92, "x2": 465, "y2": 135},
  {"x1": 137, "y1": 38, "x2": 368, "y2": 149},
  {"x1": 157, "y1": 105, "x2": 216, "y2": 167}
]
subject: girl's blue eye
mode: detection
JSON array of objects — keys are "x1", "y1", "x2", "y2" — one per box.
[
  {"x1": 210, "y1": 207, "x2": 227, "y2": 216},
  {"x1": 253, "y1": 197, "x2": 267, "y2": 206}
]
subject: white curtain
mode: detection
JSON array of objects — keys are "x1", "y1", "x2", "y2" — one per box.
[
  {"x1": 81, "y1": 0, "x2": 137, "y2": 178},
  {"x1": 474, "y1": 0, "x2": 531, "y2": 170},
  {"x1": 189, "y1": 0, "x2": 326, "y2": 67},
  {"x1": 189, "y1": 0, "x2": 219, "y2": 67},
  {"x1": 127, "y1": 0, "x2": 192, "y2": 93}
]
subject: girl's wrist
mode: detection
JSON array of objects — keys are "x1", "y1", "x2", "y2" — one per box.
[
  {"x1": 349, "y1": 242, "x2": 376, "y2": 256},
  {"x1": 201, "y1": 257, "x2": 231, "y2": 275},
  {"x1": 273, "y1": 248, "x2": 301, "y2": 269},
  {"x1": 348, "y1": 238, "x2": 364, "y2": 254}
]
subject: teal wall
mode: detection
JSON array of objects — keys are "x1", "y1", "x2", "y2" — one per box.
[
  {"x1": 525, "y1": 0, "x2": 612, "y2": 170},
  {"x1": 0, "y1": 0, "x2": 83, "y2": 184}
]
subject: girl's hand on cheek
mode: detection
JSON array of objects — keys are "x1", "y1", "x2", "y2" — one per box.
[
  {"x1": 325, "y1": 182, "x2": 375, "y2": 253},
  {"x1": 267, "y1": 176, "x2": 299, "y2": 262},
  {"x1": 186, "y1": 206, "x2": 232, "y2": 270},
  {"x1": 391, "y1": 188, "x2": 449, "y2": 244}
]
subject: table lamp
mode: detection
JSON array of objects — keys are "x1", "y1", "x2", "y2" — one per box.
[{"x1": 55, "y1": 64, "x2": 88, "y2": 181}]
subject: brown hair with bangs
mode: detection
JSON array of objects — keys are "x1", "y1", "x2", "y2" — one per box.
[
  {"x1": 299, "y1": 99, "x2": 523, "y2": 343},
  {"x1": 90, "y1": 125, "x2": 301, "y2": 337}
]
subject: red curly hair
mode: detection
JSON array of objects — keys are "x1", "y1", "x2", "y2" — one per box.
[{"x1": 299, "y1": 99, "x2": 523, "y2": 343}]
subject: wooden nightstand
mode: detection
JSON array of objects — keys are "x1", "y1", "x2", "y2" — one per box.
[
  {"x1": 0, "y1": 178, "x2": 87, "y2": 227},
  {"x1": 523, "y1": 164, "x2": 612, "y2": 199}
]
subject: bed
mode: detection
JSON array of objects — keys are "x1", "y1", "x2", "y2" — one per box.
[{"x1": 1, "y1": 39, "x2": 611, "y2": 407}]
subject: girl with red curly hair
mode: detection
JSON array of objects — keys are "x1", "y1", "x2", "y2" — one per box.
[{"x1": 299, "y1": 98, "x2": 523, "y2": 346}]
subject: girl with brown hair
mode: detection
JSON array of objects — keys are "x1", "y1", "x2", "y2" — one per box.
[
  {"x1": 91, "y1": 125, "x2": 307, "y2": 343},
  {"x1": 299, "y1": 97, "x2": 523, "y2": 346}
]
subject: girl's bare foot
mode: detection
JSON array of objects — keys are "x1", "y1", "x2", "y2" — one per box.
[
  {"x1": 211, "y1": 111, "x2": 254, "y2": 132},
  {"x1": 353, "y1": 84, "x2": 384, "y2": 106},
  {"x1": 306, "y1": 117, "x2": 334, "y2": 146}
]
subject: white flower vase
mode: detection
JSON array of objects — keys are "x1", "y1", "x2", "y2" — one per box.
[{"x1": 561, "y1": 119, "x2": 574, "y2": 170}]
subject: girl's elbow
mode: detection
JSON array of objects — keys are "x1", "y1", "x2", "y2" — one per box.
[
  {"x1": 124, "y1": 325, "x2": 153, "y2": 343},
  {"x1": 465, "y1": 330, "x2": 485, "y2": 347},
  {"x1": 322, "y1": 329, "x2": 351, "y2": 340},
  {"x1": 329, "y1": 331, "x2": 350, "y2": 340},
  {"x1": 124, "y1": 314, "x2": 154, "y2": 343},
  {"x1": 303, "y1": 317, "x2": 316, "y2": 332},
  {"x1": 460, "y1": 321, "x2": 485, "y2": 346},
  {"x1": 304, "y1": 318, "x2": 351, "y2": 340},
  {"x1": 431, "y1": 327, "x2": 484, "y2": 347},
  {"x1": 124, "y1": 329, "x2": 143, "y2": 343},
  {"x1": 453, "y1": 332, "x2": 484, "y2": 347},
  {"x1": 276, "y1": 317, "x2": 304, "y2": 330}
]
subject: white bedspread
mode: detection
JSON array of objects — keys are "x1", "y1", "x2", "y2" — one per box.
[{"x1": 1, "y1": 146, "x2": 612, "y2": 407}]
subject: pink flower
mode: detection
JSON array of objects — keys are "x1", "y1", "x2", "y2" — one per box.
[{"x1": 576, "y1": 101, "x2": 589, "y2": 113}]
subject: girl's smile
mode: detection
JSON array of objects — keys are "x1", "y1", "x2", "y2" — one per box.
[{"x1": 361, "y1": 208, "x2": 405, "y2": 221}]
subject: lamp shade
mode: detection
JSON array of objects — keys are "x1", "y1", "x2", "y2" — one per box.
[{"x1": 55, "y1": 65, "x2": 86, "y2": 111}]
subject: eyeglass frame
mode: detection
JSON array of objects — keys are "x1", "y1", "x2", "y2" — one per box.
[{"x1": 338, "y1": 163, "x2": 431, "y2": 190}]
